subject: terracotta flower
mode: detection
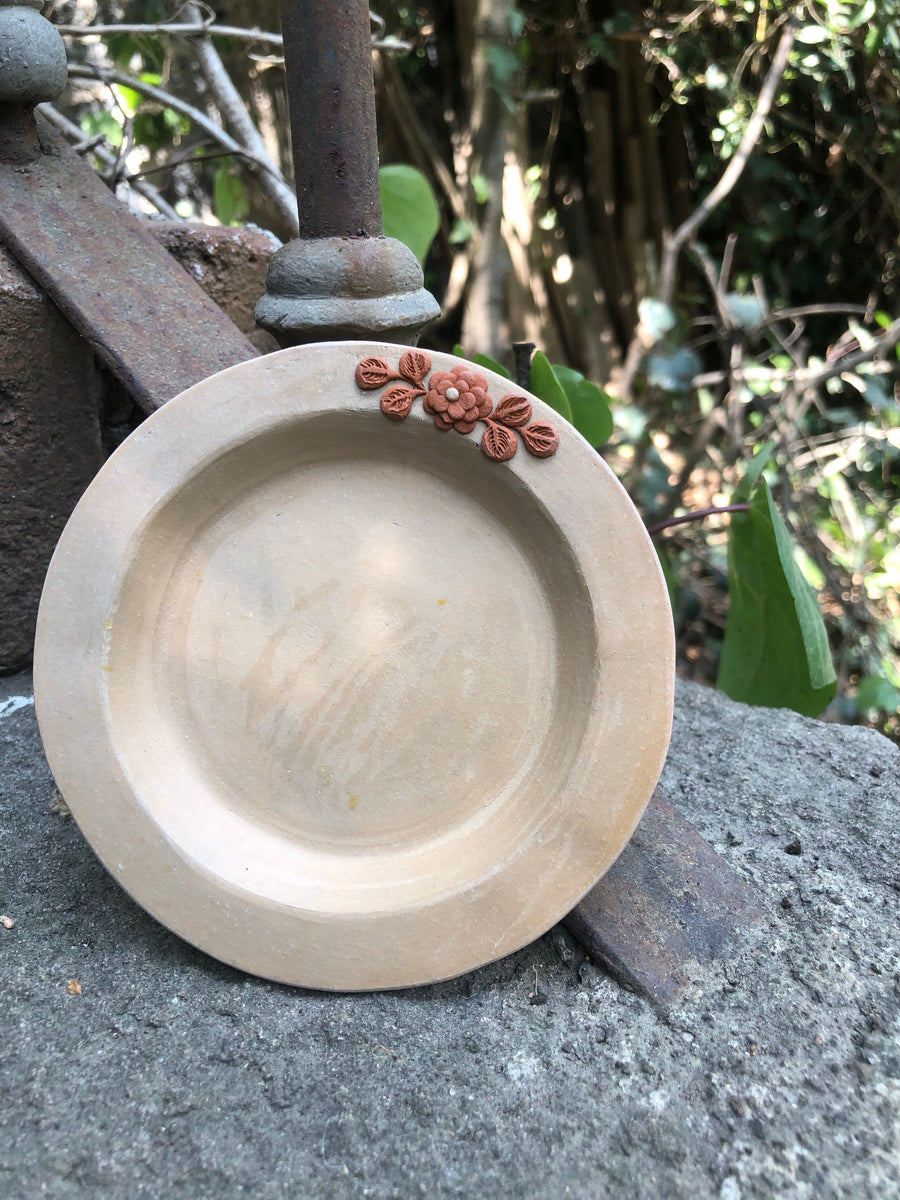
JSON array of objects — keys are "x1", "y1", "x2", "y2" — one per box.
[{"x1": 423, "y1": 366, "x2": 493, "y2": 434}]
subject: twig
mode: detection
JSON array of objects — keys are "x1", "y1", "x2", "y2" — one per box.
[
  {"x1": 658, "y1": 17, "x2": 796, "y2": 307},
  {"x1": 54, "y1": 19, "x2": 412, "y2": 54},
  {"x1": 69, "y1": 65, "x2": 252, "y2": 157},
  {"x1": 183, "y1": 2, "x2": 298, "y2": 232},
  {"x1": 691, "y1": 242, "x2": 736, "y2": 331},
  {"x1": 756, "y1": 302, "x2": 873, "y2": 324},
  {"x1": 129, "y1": 146, "x2": 235, "y2": 179},
  {"x1": 650, "y1": 406, "x2": 727, "y2": 526},
  {"x1": 752, "y1": 276, "x2": 804, "y2": 362},
  {"x1": 792, "y1": 315, "x2": 900, "y2": 391},
  {"x1": 36, "y1": 102, "x2": 181, "y2": 218},
  {"x1": 55, "y1": 20, "x2": 283, "y2": 45},
  {"x1": 647, "y1": 503, "x2": 749, "y2": 537},
  {"x1": 66, "y1": 63, "x2": 298, "y2": 230},
  {"x1": 718, "y1": 232, "x2": 738, "y2": 295}
]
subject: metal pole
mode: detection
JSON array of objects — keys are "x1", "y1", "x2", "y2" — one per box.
[
  {"x1": 282, "y1": 0, "x2": 382, "y2": 239},
  {"x1": 255, "y1": 1, "x2": 439, "y2": 346}
]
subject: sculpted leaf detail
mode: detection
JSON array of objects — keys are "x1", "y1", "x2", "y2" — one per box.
[
  {"x1": 494, "y1": 394, "x2": 533, "y2": 428},
  {"x1": 521, "y1": 421, "x2": 560, "y2": 458},
  {"x1": 354, "y1": 353, "x2": 559, "y2": 464},
  {"x1": 399, "y1": 349, "x2": 431, "y2": 385},
  {"x1": 355, "y1": 356, "x2": 397, "y2": 389},
  {"x1": 381, "y1": 386, "x2": 420, "y2": 420},
  {"x1": 481, "y1": 420, "x2": 518, "y2": 462}
]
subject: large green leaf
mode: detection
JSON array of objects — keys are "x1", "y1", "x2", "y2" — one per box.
[
  {"x1": 552, "y1": 365, "x2": 614, "y2": 447},
  {"x1": 379, "y1": 164, "x2": 440, "y2": 263},
  {"x1": 452, "y1": 346, "x2": 513, "y2": 379},
  {"x1": 718, "y1": 480, "x2": 837, "y2": 717},
  {"x1": 529, "y1": 351, "x2": 573, "y2": 423}
]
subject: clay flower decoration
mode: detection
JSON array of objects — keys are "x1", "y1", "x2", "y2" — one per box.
[
  {"x1": 354, "y1": 351, "x2": 560, "y2": 463},
  {"x1": 423, "y1": 366, "x2": 492, "y2": 433}
]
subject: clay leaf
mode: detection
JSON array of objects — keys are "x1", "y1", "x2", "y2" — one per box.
[
  {"x1": 481, "y1": 420, "x2": 518, "y2": 462},
  {"x1": 380, "y1": 386, "x2": 420, "y2": 420},
  {"x1": 521, "y1": 421, "x2": 560, "y2": 458},
  {"x1": 355, "y1": 356, "x2": 397, "y2": 389},
  {"x1": 398, "y1": 349, "x2": 431, "y2": 385},
  {"x1": 494, "y1": 394, "x2": 533, "y2": 428}
]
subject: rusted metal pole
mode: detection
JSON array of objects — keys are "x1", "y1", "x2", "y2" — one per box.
[
  {"x1": 255, "y1": 1, "x2": 439, "y2": 346},
  {"x1": 281, "y1": 0, "x2": 382, "y2": 239}
]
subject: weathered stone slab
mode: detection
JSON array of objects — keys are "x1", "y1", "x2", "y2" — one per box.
[
  {"x1": 1, "y1": 677, "x2": 897, "y2": 1198},
  {"x1": 147, "y1": 221, "x2": 280, "y2": 353},
  {"x1": 0, "y1": 220, "x2": 278, "y2": 671},
  {"x1": 0, "y1": 245, "x2": 103, "y2": 673}
]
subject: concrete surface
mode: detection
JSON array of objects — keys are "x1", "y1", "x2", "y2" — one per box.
[{"x1": 0, "y1": 674, "x2": 897, "y2": 1199}]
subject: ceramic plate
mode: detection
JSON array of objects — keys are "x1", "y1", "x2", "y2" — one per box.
[{"x1": 34, "y1": 343, "x2": 674, "y2": 990}]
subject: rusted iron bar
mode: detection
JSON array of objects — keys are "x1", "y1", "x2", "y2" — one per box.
[
  {"x1": 255, "y1": 0, "x2": 439, "y2": 345},
  {"x1": 0, "y1": 121, "x2": 259, "y2": 413},
  {"x1": 281, "y1": 0, "x2": 382, "y2": 239},
  {"x1": 564, "y1": 789, "x2": 767, "y2": 1009}
]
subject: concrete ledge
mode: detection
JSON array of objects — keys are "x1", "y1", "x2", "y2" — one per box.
[{"x1": 0, "y1": 677, "x2": 897, "y2": 1198}]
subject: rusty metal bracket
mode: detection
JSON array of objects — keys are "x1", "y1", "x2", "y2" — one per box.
[
  {"x1": 0, "y1": 122, "x2": 258, "y2": 413},
  {"x1": 564, "y1": 788, "x2": 768, "y2": 1009}
]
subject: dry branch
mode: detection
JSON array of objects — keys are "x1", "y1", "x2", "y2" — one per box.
[
  {"x1": 66, "y1": 62, "x2": 298, "y2": 232},
  {"x1": 37, "y1": 102, "x2": 180, "y2": 218},
  {"x1": 183, "y1": 3, "x2": 298, "y2": 232},
  {"x1": 658, "y1": 18, "x2": 796, "y2": 306}
]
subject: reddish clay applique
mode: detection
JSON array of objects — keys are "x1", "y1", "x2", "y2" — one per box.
[{"x1": 354, "y1": 352, "x2": 560, "y2": 463}]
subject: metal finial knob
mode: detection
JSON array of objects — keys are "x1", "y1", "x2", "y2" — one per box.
[
  {"x1": 0, "y1": 3, "x2": 68, "y2": 162},
  {"x1": 0, "y1": 5, "x2": 67, "y2": 106}
]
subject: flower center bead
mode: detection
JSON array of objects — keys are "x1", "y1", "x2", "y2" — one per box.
[{"x1": 445, "y1": 387, "x2": 460, "y2": 401}]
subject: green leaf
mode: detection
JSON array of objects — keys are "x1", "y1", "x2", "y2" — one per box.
[
  {"x1": 379, "y1": 164, "x2": 440, "y2": 263},
  {"x1": 79, "y1": 110, "x2": 123, "y2": 148},
  {"x1": 213, "y1": 164, "x2": 249, "y2": 227},
  {"x1": 854, "y1": 675, "x2": 900, "y2": 714},
  {"x1": 645, "y1": 347, "x2": 701, "y2": 393},
  {"x1": 529, "y1": 352, "x2": 573, "y2": 423},
  {"x1": 451, "y1": 346, "x2": 512, "y2": 379},
  {"x1": 486, "y1": 44, "x2": 520, "y2": 91},
  {"x1": 471, "y1": 173, "x2": 490, "y2": 205},
  {"x1": 552, "y1": 365, "x2": 614, "y2": 446},
  {"x1": 725, "y1": 292, "x2": 765, "y2": 328},
  {"x1": 448, "y1": 218, "x2": 473, "y2": 245},
  {"x1": 718, "y1": 480, "x2": 837, "y2": 717},
  {"x1": 859, "y1": 373, "x2": 894, "y2": 410},
  {"x1": 473, "y1": 352, "x2": 513, "y2": 379},
  {"x1": 733, "y1": 441, "x2": 775, "y2": 503}
]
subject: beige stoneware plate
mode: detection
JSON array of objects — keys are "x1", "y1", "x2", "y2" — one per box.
[{"x1": 34, "y1": 342, "x2": 674, "y2": 990}]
